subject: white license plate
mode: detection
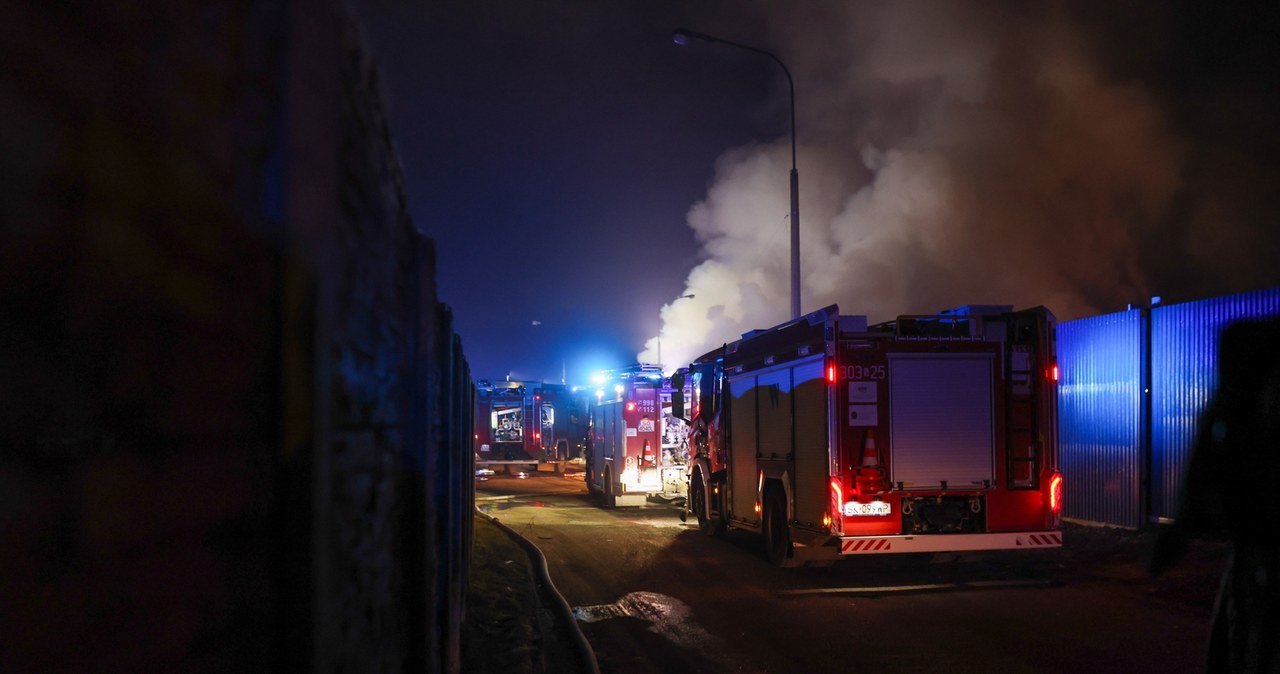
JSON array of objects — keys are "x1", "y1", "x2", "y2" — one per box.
[{"x1": 843, "y1": 501, "x2": 891, "y2": 516}]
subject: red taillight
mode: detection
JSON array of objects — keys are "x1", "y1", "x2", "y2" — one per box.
[
  {"x1": 827, "y1": 364, "x2": 836, "y2": 383},
  {"x1": 1049, "y1": 472, "x2": 1063, "y2": 512},
  {"x1": 1046, "y1": 363, "x2": 1059, "y2": 383},
  {"x1": 534, "y1": 432, "x2": 540, "y2": 439}
]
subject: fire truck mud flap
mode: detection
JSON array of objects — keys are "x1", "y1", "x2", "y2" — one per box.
[
  {"x1": 612, "y1": 493, "x2": 648, "y2": 507},
  {"x1": 787, "y1": 541, "x2": 841, "y2": 567}
]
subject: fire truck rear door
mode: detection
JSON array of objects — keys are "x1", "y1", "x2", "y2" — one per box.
[{"x1": 888, "y1": 353, "x2": 996, "y2": 490}]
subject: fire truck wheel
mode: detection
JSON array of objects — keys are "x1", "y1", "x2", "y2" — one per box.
[
  {"x1": 602, "y1": 468, "x2": 616, "y2": 509},
  {"x1": 691, "y1": 476, "x2": 718, "y2": 537},
  {"x1": 763, "y1": 490, "x2": 792, "y2": 567}
]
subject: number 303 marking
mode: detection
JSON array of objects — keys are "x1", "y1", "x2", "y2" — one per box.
[{"x1": 841, "y1": 365, "x2": 886, "y2": 380}]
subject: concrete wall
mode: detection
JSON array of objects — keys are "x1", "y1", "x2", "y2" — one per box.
[{"x1": 0, "y1": 2, "x2": 472, "y2": 671}]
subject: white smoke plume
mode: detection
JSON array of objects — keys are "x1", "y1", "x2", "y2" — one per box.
[{"x1": 641, "y1": 2, "x2": 1188, "y2": 371}]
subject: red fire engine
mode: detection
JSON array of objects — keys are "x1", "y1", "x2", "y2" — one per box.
[
  {"x1": 585, "y1": 365, "x2": 691, "y2": 507},
  {"x1": 474, "y1": 380, "x2": 587, "y2": 465},
  {"x1": 674, "y1": 304, "x2": 1063, "y2": 566}
]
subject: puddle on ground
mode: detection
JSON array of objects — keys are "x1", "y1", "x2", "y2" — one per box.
[
  {"x1": 573, "y1": 592, "x2": 773, "y2": 673},
  {"x1": 476, "y1": 500, "x2": 552, "y2": 513},
  {"x1": 573, "y1": 591, "x2": 723, "y2": 653}
]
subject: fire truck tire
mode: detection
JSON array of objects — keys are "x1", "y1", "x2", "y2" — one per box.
[
  {"x1": 692, "y1": 475, "x2": 724, "y2": 537},
  {"x1": 602, "y1": 468, "x2": 617, "y2": 509},
  {"x1": 690, "y1": 476, "x2": 712, "y2": 536},
  {"x1": 763, "y1": 490, "x2": 793, "y2": 567}
]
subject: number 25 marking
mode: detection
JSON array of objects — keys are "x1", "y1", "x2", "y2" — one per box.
[{"x1": 841, "y1": 365, "x2": 886, "y2": 380}]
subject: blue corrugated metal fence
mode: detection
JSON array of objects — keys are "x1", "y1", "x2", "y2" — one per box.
[
  {"x1": 1058, "y1": 288, "x2": 1280, "y2": 528},
  {"x1": 1058, "y1": 310, "x2": 1144, "y2": 528}
]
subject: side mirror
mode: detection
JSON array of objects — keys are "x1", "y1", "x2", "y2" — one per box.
[{"x1": 670, "y1": 372, "x2": 686, "y2": 419}]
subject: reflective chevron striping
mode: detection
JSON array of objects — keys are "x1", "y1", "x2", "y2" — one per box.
[
  {"x1": 842, "y1": 538, "x2": 892, "y2": 553},
  {"x1": 839, "y1": 531, "x2": 1064, "y2": 555},
  {"x1": 1018, "y1": 532, "x2": 1063, "y2": 547}
]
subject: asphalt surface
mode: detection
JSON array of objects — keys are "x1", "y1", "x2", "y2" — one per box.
[{"x1": 475, "y1": 466, "x2": 1229, "y2": 673}]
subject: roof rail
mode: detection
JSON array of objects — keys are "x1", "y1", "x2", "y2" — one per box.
[{"x1": 740, "y1": 304, "x2": 838, "y2": 339}]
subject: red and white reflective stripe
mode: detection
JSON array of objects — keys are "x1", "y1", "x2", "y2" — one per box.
[
  {"x1": 839, "y1": 531, "x2": 1064, "y2": 555},
  {"x1": 1017, "y1": 532, "x2": 1063, "y2": 547},
  {"x1": 842, "y1": 538, "x2": 892, "y2": 553}
]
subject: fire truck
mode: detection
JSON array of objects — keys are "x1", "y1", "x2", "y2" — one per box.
[
  {"x1": 674, "y1": 304, "x2": 1063, "y2": 566},
  {"x1": 474, "y1": 380, "x2": 588, "y2": 468},
  {"x1": 585, "y1": 365, "x2": 691, "y2": 507}
]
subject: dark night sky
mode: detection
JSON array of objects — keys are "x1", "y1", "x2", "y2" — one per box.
[{"x1": 352, "y1": 1, "x2": 1280, "y2": 385}]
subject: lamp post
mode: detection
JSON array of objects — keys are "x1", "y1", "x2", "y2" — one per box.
[{"x1": 673, "y1": 28, "x2": 800, "y2": 320}]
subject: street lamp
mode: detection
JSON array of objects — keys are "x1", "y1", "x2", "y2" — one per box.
[{"x1": 673, "y1": 27, "x2": 800, "y2": 320}]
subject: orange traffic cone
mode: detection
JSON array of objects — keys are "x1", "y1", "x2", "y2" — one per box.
[
  {"x1": 854, "y1": 431, "x2": 885, "y2": 495},
  {"x1": 860, "y1": 431, "x2": 880, "y2": 468}
]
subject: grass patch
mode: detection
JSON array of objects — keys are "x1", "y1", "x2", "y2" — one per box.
[{"x1": 464, "y1": 512, "x2": 543, "y2": 673}]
